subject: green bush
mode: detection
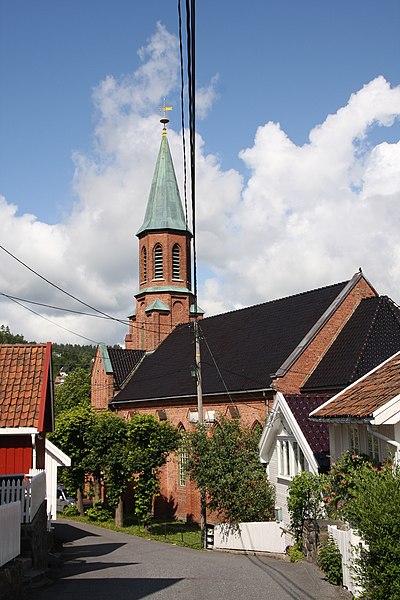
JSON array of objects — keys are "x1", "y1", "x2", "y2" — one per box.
[
  {"x1": 62, "y1": 504, "x2": 80, "y2": 517},
  {"x1": 287, "y1": 471, "x2": 326, "y2": 543},
  {"x1": 286, "y1": 542, "x2": 303, "y2": 563},
  {"x1": 341, "y1": 462, "x2": 400, "y2": 600},
  {"x1": 317, "y1": 535, "x2": 343, "y2": 586},
  {"x1": 85, "y1": 502, "x2": 113, "y2": 523}
]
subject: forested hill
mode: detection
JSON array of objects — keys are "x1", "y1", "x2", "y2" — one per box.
[{"x1": 0, "y1": 324, "x2": 97, "y2": 374}]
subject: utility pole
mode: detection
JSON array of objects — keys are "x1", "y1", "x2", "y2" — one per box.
[{"x1": 194, "y1": 316, "x2": 207, "y2": 548}]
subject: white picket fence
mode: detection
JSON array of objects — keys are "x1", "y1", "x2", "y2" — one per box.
[
  {"x1": 0, "y1": 470, "x2": 46, "y2": 524},
  {"x1": 0, "y1": 501, "x2": 21, "y2": 567},
  {"x1": 328, "y1": 524, "x2": 365, "y2": 597}
]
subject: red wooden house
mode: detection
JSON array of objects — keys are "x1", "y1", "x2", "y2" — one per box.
[{"x1": 0, "y1": 343, "x2": 54, "y2": 474}]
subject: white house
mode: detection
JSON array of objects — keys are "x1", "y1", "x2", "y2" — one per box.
[
  {"x1": 309, "y1": 351, "x2": 400, "y2": 464},
  {"x1": 45, "y1": 439, "x2": 71, "y2": 520},
  {"x1": 259, "y1": 391, "x2": 332, "y2": 536}
]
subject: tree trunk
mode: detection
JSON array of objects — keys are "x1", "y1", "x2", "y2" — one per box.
[
  {"x1": 77, "y1": 487, "x2": 85, "y2": 516},
  {"x1": 115, "y1": 497, "x2": 124, "y2": 527},
  {"x1": 93, "y1": 475, "x2": 101, "y2": 503}
]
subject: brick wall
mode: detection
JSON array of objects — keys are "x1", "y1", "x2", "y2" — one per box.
[
  {"x1": 275, "y1": 276, "x2": 376, "y2": 393},
  {"x1": 91, "y1": 348, "x2": 114, "y2": 411},
  {"x1": 115, "y1": 393, "x2": 272, "y2": 522}
]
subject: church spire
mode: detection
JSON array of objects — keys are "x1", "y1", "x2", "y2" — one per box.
[{"x1": 137, "y1": 106, "x2": 189, "y2": 237}]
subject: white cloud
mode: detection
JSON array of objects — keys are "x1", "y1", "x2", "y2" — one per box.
[{"x1": 0, "y1": 26, "x2": 399, "y2": 346}]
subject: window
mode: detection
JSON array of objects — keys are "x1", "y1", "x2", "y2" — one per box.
[
  {"x1": 277, "y1": 437, "x2": 307, "y2": 478},
  {"x1": 368, "y1": 432, "x2": 380, "y2": 461},
  {"x1": 349, "y1": 426, "x2": 360, "y2": 453},
  {"x1": 154, "y1": 244, "x2": 163, "y2": 279},
  {"x1": 178, "y1": 430, "x2": 188, "y2": 487},
  {"x1": 172, "y1": 244, "x2": 181, "y2": 280},
  {"x1": 142, "y1": 247, "x2": 147, "y2": 282}
]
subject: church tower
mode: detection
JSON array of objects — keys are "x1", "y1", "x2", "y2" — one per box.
[{"x1": 125, "y1": 114, "x2": 203, "y2": 351}]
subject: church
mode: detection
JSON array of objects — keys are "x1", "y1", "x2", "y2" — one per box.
[{"x1": 91, "y1": 117, "x2": 400, "y2": 522}]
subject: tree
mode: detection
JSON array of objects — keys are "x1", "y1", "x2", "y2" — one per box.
[
  {"x1": 49, "y1": 405, "x2": 97, "y2": 515},
  {"x1": 54, "y1": 367, "x2": 91, "y2": 417},
  {"x1": 127, "y1": 414, "x2": 179, "y2": 525},
  {"x1": 86, "y1": 411, "x2": 131, "y2": 527},
  {"x1": 186, "y1": 416, "x2": 275, "y2": 524},
  {"x1": 340, "y1": 462, "x2": 400, "y2": 600},
  {"x1": 0, "y1": 324, "x2": 28, "y2": 344},
  {"x1": 287, "y1": 470, "x2": 326, "y2": 544}
]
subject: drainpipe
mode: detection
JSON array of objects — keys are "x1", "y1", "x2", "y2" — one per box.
[{"x1": 367, "y1": 425, "x2": 400, "y2": 463}]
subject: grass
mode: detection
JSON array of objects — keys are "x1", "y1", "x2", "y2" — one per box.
[{"x1": 60, "y1": 513, "x2": 203, "y2": 550}]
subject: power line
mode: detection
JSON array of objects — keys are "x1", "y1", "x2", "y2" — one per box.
[
  {"x1": 6, "y1": 295, "x2": 100, "y2": 344},
  {"x1": 0, "y1": 244, "x2": 128, "y2": 326},
  {"x1": 0, "y1": 292, "x2": 125, "y2": 321}
]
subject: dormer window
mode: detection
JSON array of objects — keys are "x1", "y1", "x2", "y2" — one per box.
[
  {"x1": 172, "y1": 244, "x2": 181, "y2": 280},
  {"x1": 154, "y1": 244, "x2": 163, "y2": 279},
  {"x1": 142, "y1": 247, "x2": 147, "y2": 282}
]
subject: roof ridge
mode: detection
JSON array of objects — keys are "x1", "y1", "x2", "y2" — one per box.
[{"x1": 203, "y1": 279, "x2": 350, "y2": 321}]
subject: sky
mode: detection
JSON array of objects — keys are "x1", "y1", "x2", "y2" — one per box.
[{"x1": 0, "y1": 0, "x2": 400, "y2": 347}]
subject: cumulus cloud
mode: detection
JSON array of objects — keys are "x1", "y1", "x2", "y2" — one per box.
[{"x1": 0, "y1": 25, "x2": 399, "y2": 346}]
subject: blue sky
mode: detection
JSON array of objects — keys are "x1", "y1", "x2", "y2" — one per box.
[
  {"x1": 0, "y1": 1, "x2": 399, "y2": 344},
  {"x1": 2, "y1": 0, "x2": 399, "y2": 222}
]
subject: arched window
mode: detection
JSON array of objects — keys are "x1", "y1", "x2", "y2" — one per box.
[
  {"x1": 251, "y1": 421, "x2": 263, "y2": 437},
  {"x1": 154, "y1": 244, "x2": 163, "y2": 279},
  {"x1": 178, "y1": 425, "x2": 188, "y2": 487},
  {"x1": 172, "y1": 244, "x2": 181, "y2": 280},
  {"x1": 141, "y1": 247, "x2": 147, "y2": 282}
]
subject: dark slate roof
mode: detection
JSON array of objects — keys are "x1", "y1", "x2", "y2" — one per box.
[
  {"x1": 112, "y1": 280, "x2": 348, "y2": 405},
  {"x1": 285, "y1": 393, "x2": 331, "y2": 456},
  {"x1": 302, "y1": 296, "x2": 400, "y2": 392},
  {"x1": 107, "y1": 348, "x2": 145, "y2": 389}
]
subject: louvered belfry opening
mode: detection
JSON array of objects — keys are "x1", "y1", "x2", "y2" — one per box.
[
  {"x1": 154, "y1": 244, "x2": 163, "y2": 279},
  {"x1": 172, "y1": 244, "x2": 180, "y2": 280}
]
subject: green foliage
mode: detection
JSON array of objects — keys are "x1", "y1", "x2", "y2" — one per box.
[
  {"x1": 62, "y1": 504, "x2": 80, "y2": 517},
  {"x1": 49, "y1": 405, "x2": 97, "y2": 497},
  {"x1": 323, "y1": 450, "x2": 377, "y2": 518},
  {"x1": 52, "y1": 343, "x2": 96, "y2": 376},
  {"x1": 86, "y1": 502, "x2": 113, "y2": 523},
  {"x1": 54, "y1": 367, "x2": 91, "y2": 417},
  {"x1": 339, "y1": 462, "x2": 400, "y2": 600},
  {"x1": 186, "y1": 416, "x2": 275, "y2": 524},
  {"x1": 89, "y1": 412, "x2": 131, "y2": 509},
  {"x1": 0, "y1": 324, "x2": 29, "y2": 344},
  {"x1": 127, "y1": 415, "x2": 179, "y2": 523},
  {"x1": 317, "y1": 535, "x2": 343, "y2": 586},
  {"x1": 286, "y1": 542, "x2": 303, "y2": 563},
  {"x1": 287, "y1": 470, "x2": 326, "y2": 543}
]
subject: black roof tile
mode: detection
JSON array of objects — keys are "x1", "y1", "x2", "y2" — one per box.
[
  {"x1": 302, "y1": 296, "x2": 400, "y2": 392},
  {"x1": 285, "y1": 393, "x2": 332, "y2": 470},
  {"x1": 112, "y1": 280, "x2": 348, "y2": 404},
  {"x1": 107, "y1": 348, "x2": 145, "y2": 389}
]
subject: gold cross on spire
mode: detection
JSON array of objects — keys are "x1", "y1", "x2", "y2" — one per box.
[{"x1": 160, "y1": 98, "x2": 172, "y2": 135}]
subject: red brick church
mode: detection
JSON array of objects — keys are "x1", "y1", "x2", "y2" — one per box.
[{"x1": 91, "y1": 119, "x2": 400, "y2": 522}]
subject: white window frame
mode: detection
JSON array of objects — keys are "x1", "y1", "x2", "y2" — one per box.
[
  {"x1": 277, "y1": 436, "x2": 307, "y2": 479},
  {"x1": 349, "y1": 425, "x2": 360, "y2": 454}
]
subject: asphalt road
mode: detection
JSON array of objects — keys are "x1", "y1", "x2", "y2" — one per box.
[{"x1": 31, "y1": 519, "x2": 351, "y2": 600}]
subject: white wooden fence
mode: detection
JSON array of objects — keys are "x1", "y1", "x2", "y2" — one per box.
[
  {"x1": 0, "y1": 470, "x2": 46, "y2": 524},
  {"x1": 328, "y1": 524, "x2": 365, "y2": 597},
  {"x1": 214, "y1": 521, "x2": 287, "y2": 554},
  {"x1": 0, "y1": 501, "x2": 21, "y2": 567}
]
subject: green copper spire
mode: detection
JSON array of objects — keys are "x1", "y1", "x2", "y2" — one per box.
[{"x1": 137, "y1": 131, "x2": 189, "y2": 236}]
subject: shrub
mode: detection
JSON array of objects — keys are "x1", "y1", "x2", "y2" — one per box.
[
  {"x1": 62, "y1": 504, "x2": 80, "y2": 517},
  {"x1": 322, "y1": 450, "x2": 377, "y2": 518},
  {"x1": 317, "y1": 535, "x2": 343, "y2": 586},
  {"x1": 286, "y1": 542, "x2": 303, "y2": 563},
  {"x1": 287, "y1": 471, "x2": 325, "y2": 543},
  {"x1": 85, "y1": 502, "x2": 113, "y2": 523},
  {"x1": 341, "y1": 462, "x2": 400, "y2": 600}
]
